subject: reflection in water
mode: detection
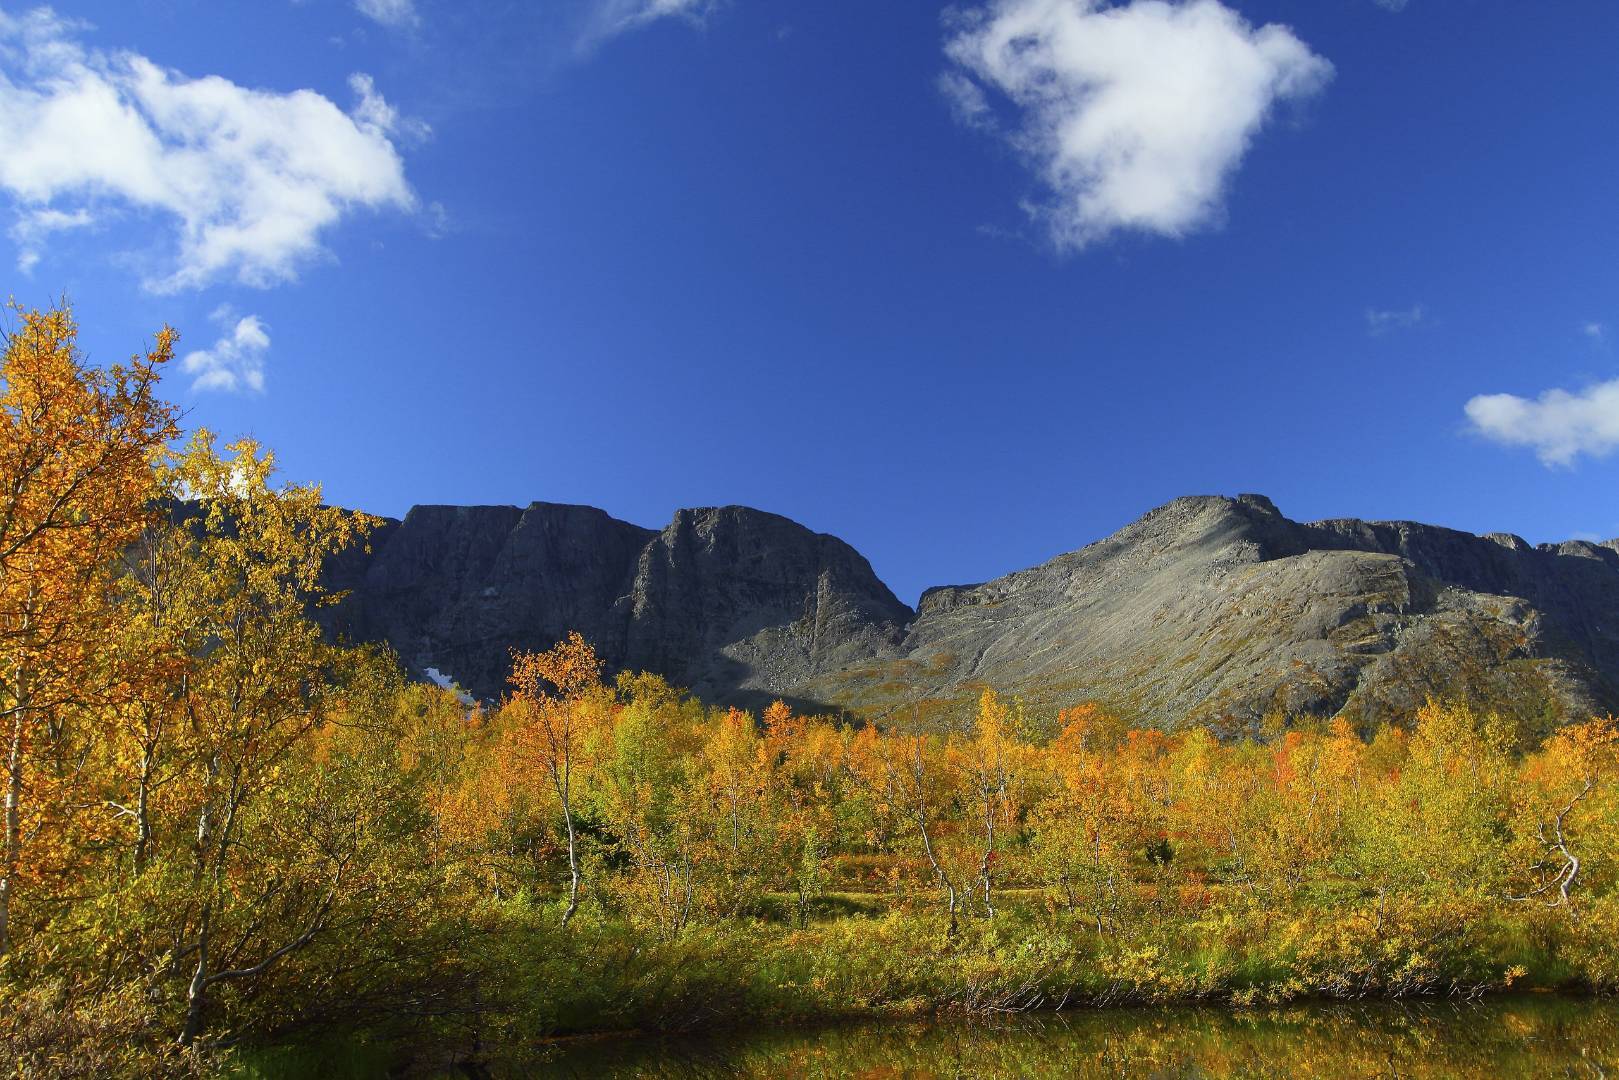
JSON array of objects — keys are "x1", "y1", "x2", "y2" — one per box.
[{"x1": 531, "y1": 996, "x2": 1619, "y2": 1079}]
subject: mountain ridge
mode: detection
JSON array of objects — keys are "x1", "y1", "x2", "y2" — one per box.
[{"x1": 322, "y1": 493, "x2": 1619, "y2": 734}]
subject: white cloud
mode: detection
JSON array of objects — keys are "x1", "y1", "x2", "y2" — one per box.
[
  {"x1": 1465, "y1": 379, "x2": 1619, "y2": 467},
  {"x1": 943, "y1": 0, "x2": 1331, "y2": 251},
  {"x1": 0, "y1": 7, "x2": 416, "y2": 291},
  {"x1": 9, "y1": 203, "x2": 88, "y2": 271},
  {"x1": 422, "y1": 199, "x2": 450, "y2": 238},
  {"x1": 938, "y1": 70, "x2": 994, "y2": 130},
  {"x1": 976, "y1": 221, "x2": 1027, "y2": 242},
  {"x1": 1372, "y1": 0, "x2": 1409, "y2": 11},
  {"x1": 1584, "y1": 322, "x2": 1606, "y2": 341},
  {"x1": 1366, "y1": 303, "x2": 1424, "y2": 334},
  {"x1": 579, "y1": 0, "x2": 715, "y2": 50},
  {"x1": 348, "y1": 71, "x2": 431, "y2": 144},
  {"x1": 355, "y1": 0, "x2": 419, "y2": 30},
  {"x1": 181, "y1": 307, "x2": 271, "y2": 393}
]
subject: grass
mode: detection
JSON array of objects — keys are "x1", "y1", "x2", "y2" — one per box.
[{"x1": 227, "y1": 1038, "x2": 398, "y2": 1080}]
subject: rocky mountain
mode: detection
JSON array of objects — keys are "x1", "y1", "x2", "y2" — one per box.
[
  {"x1": 806, "y1": 495, "x2": 1619, "y2": 735},
  {"x1": 325, "y1": 494, "x2": 1619, "y2": 734},
  {"x1": 324, "y1": 502, "x2": 912, "y2": 710}
]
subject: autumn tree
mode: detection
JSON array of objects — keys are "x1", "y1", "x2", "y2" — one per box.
[
  {"x1": 1323, "y1": 699, "x2": 1514, "y2": 957},
  {"x1": 698, "y1": 706, "x2": 770, "y2": 914},
  {"x1": 1031, "y1": 706, "x2": 1146, "y2": 933},
  {"x1": 761, "y1": 701, "x2": 842, "y2": 927},
  {"x1": 507, "y1": 631, "x2": 607, "y2": 926},
  {"x1": 151, "y1": 433, "x2": 380, "y2": 1046},
  {"x1": 958, "y1": 689, "x2": 1030, "y2": 918},
  {"x1": 592, "y1": 678, "x2": 706, "y2": 938},
  {"x1": 0, "y1": 303, "x2": 176, "y2": 957},
  {"x1": 880, "y1": 729, "x2": 964, "y2": 937},
  {"x1": 1511, "y1": 716, "x2": 1619, "y2": 914},
  {"x1": 434, "y1": 704, "x2": 547, "y2": 897},
  {"x1": 99, "y1": 486, "x2": 208, "y2": 878},
  {"x1": 844, "y1": 722, "x2": 903, "y2": 858}
]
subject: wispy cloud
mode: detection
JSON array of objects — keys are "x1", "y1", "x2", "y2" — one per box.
[
  {"x1": 975, "y1": 221, "x2": 1028, "y2": 243},
  {"x1": 1366, "y1": 304, "x2": 1424, "y2": 335},
  {"x1": 181, "y1": 306, "x2": 271, "y2": 394},
  {"x1": 938, "y1": 70, "x2": 994, "y2": 131},
  {"x1": 0, "y1": 7, "x2": 417, "y2": 291},
  {"x1": 1372, "y1": 0, "x2": 1410, "y2": 11},
  {"x1": 578, "y1": 0, "x2": 716, "y2": 52},
  {"x1": 349, "y1": 72, "x2": 432, "y2": 144},
  {"x1": 942, "y1": 0, "x2": 1331, "y2": 252},
  {"x1": 1465, "y1": 378, "x2": 1619, "y2": 467},
  {"x1": 1584, "y1": 321, "x2": 1606, "y2": 342},
  {"x1": 9, "y1": 204, "x2": 89, "y2": 273},
  {"x1": 355, "y1": 0, "x2": 420, "y2": 30}
]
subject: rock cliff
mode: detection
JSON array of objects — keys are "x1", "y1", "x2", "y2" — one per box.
[
  {"x1": 327, "y1": 502, "x2": 911, "y2": 709},
  {"x1": 326, "y1": 494, "x2": 1619, "y2": 733},
  {"x1": 811, "y1": 495, "x2": 1617, "y2": 734}
]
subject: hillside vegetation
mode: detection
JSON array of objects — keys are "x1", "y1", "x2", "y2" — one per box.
[{"x1": 3, "y1": 305, "x2": 1618, "y2": 1076}]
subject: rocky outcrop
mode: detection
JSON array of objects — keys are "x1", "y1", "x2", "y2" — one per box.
[
  {"x1": 622, "y1": 507, "x2": 911, "y2": 706},
  {"x1": 327, "y1": 502, "x2": 910, "y2": 707},
  {"x1": 327, "y1": 503, "x2": 654, "y2": 697},
  {"x1": 326, "y1": 493, "x2": 1619, "y2": 734},
  {"x1": 805, "y1": 495, "x2": 1617, "y2": 734}
]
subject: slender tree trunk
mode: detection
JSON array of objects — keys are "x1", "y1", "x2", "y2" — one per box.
[
  {"x1": 677, "y1": 852, "x2": 694, "y2": 937},
  {"x1": 180, "y1": 771, "x2": 239, "y2": 1047},
  {"x1": 179, "y1": 904, "x2": 212, "y2": 1046},
  {"x1": 191, "y1": 753, "x2": 218, "y2": 886},
  {"x1": 561, "y1": 800, "x2": 580, "y2": 927},
  {"x1": 915, "y1": 811, "x2": 957, "y2": 939},
  {"x1": 978, "y1": 806, "x2": 996, "y2": 918},
  {"x1": 906, "y1": 740, "x2": 959, "y2": 939},
  {"x1": 0, "y1": 704, "x2": 24, "y2": 957},
  {"x1": 554, "y1": 761, "x2": 580, "y2": 928},
  {"x1": 134, "y1": 740, "x2": 154, "y2": 875}
]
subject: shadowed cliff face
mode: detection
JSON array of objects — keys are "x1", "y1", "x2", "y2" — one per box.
[
  {"x1": 325, "y1": 502, "x2": 912, "y2": 709},
  {"x1": 326, "y1": 494, "x2": 1619, "y2": 733},
  {"x1": 324, "y1": 503, "x2": 655, "y2": 698},
  {"x1": 622, "y1": 507, "x2": 913, "y2": 707}
]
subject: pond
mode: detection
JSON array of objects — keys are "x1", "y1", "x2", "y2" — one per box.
[{"x1": 529, "y1": 995, "x2": 1619, "y2": 1078}]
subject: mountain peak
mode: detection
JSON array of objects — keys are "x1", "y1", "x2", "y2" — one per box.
[{"x1": 326, "y1": 494, "x2": 1619, "y2": 732}]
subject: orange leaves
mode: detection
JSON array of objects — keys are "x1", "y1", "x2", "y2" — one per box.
[
  {"x1": 510, "y1": 630, "x2": 602, "y2": 703},
  {"x1": 762, "y1": 699, "x2": 796, "y2": 738},
  {"x1": 434, "y1": 721, "x2": 530, "y2": 858},
  {"x1": 1054, "y1": 702, "x2": 1126, "y2": 755},
  {"x1": 505, "y1": 632, "x2": 609, "y2": 785},
  {"x1": 1533, "y1": 716, "x2": 1619, "y2": 789},
  {"x1": 502, "y1": 633, "x2": 611, "y2": 804},
  {"x1": 0, "y1": 302, "x2": 180, "y2": 955},
  {"x1": 0, "y1": 303, "x2": 177, "y2": 559},
  {"x1": 0, "y1": 300, "x2": 178, "y2": 710}
]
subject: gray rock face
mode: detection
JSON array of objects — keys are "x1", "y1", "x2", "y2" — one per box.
[
  {"x1": 328, "y1": 502, "x2": 911, "y2": 706},
  {"x1": 327, "y1": 494, "x2": 1619, "y2": 733},
  {"x1": 329, "y1": 503, "x2": 655, "y2": 697},
  {"x1": 622, "y1": 507, "x2": 913, "y2": 706},
  {"x1": 806, "y1": 495, "x2": 1618, "y2": 734}
]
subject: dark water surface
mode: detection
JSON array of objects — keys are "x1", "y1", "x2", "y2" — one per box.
[{"x1": 530, "y1": 995, "x2": 1619, "y2": 1078}]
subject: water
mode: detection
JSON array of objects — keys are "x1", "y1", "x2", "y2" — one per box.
[{"x1": 530, "y1": 995, "x2": 1619, "y2": 1078}]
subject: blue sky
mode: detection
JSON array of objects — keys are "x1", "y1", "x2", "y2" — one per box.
[{"x1": 1, "y1": 0, "x2": 1616, "y2": 604}]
